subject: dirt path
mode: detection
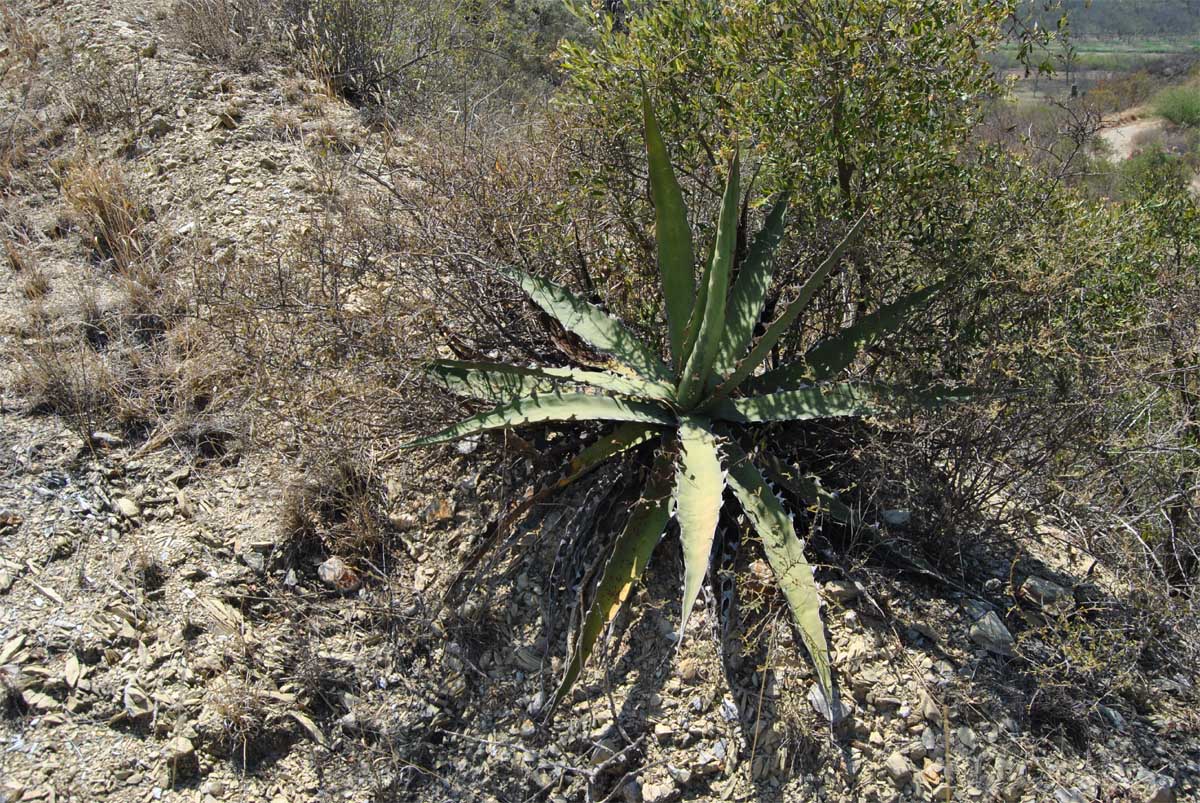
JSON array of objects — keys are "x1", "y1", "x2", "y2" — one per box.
[
  {"x1": 1098, "y1": 114, "x2": 1164, "y2": 161},
  {"x1": 1098, "y1": 111, "x2": 1200, "y2": 192}
]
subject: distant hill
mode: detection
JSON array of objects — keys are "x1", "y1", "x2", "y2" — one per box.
[{"x1": 1031, "y1": 1, "x2": 1200, "y2": 41}]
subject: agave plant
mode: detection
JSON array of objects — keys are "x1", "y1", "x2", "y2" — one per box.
[{"x1": 408, "y1": 96, "x2": 953, "y2": 712}]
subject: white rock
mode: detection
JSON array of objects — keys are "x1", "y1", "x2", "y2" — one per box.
[
  {"x1": 642, "y1": 781, "x2": 675, "y2": 803},
  {"x1": 115, "y1": 497, "x2": 141, "y2": 519}
]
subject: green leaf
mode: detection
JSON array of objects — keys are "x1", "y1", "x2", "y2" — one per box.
[
  {"x1": 565, "y1": 422, "x2": 662, "y2": 478},
  {"x1": 643, "y1": 91, "x2": 696, "y2": 369},
  {"x1": 504, "y1": 266, "x2": 673, "y2": 384},
  {"x1": 724, "y1": 445, "x2": 833, "y2": 705},
  {"x1": 428, "y1": 360, "x2": 675, "y2": 402},
  {"x1": 676, "y1": 235, "x2": 713, "y2": 378},
  {"x1": 428, "y1": 360, "x2": 557, "y2": 400},
  {"x1": 676, "y1": 149, "x2": 740, "y2": 407},
  {"x1": 747, "y1": 282, "x2": 941, "y2": 393},
  {"x1": 712, "y1": 193, "x2": 789, "y2": 377},
  {"x1": 715, "y1": 214, "x2": 868, "y2": 398},
  {"x1": 804, "y1": 283, "x2": 943, "y2": 381},
  {"x1": 673, "y1": 417, "x2": 725, "y2": 643},
  {"x1": 708, "y1": 383, "x2": 881, "y2": 423},
  {"x1": 553, "y1": 448, "x2": 674, "y2": 708},
  {"x1": 405, "y1": 391, "x2": 673, "y2": 447}
]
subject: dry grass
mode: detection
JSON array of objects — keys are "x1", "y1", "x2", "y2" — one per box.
[
  {"x1": 0, "y1": 1, "x2": 47, "y2": 70},
  {"x1": 4, "y1": 238, "x2": 31, "y2": 272},
  {"x1": 280, "y1": 454, "x2": 390, "y2": 560},
  {"x1": 18, "y1": 265, "x2": 49, "y2": 299},
  {"x1": 60, "y1": 157, "x2": 151, "y2": 276}
]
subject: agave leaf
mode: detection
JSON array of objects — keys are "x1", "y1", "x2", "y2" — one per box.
[
  {"x1": 677, "y1": 236, "x2": 713, "y2": 379},
  {"x1": 714, "y1": 214, "x2": 868, "y2": 399},
  {"x1": 673, "y1": 417, "x2": 725, "y2": 643},
  {"x1": 708, "y1": 383, "x2": 881, "y2": 424},
  {"x1": 757, "y1": 452, "x2": 859, "y2": 529},
  {"x1": 748, "y1": 282, "x2": 941, "y2": 394},
  {"x1": 405, "y1": 391, "x2": 673, "y2": 447},
  {"x1": 724, "y1": 445, "x2": 833, "y2": 705},
  {"x1": 805, "y1": 283, "x2": 943, "y2": 381},
  {"x1": 676, "y1": 149, "x2": 740, "y2": 406},
  {"x1": 553, "y1": 448, "x2": 675, "y2": 708},
  {"x1": 566, "y1": 422, "x2": 662, "y2": 477},
  {"x1": 903, "y1": 384, "x2": 979, "y2": 408},
  {"x1": 429, "y1": 360, "x2": 675, "y2": 402},
  {"x1": 504, "y1": 266, "x2": 673, "y2": 384},
  {"x1": 428, "y1": 360, "x2": 558, "y2": 400},
  {"x1": 442, "y1": 422, "x2": 661, "y2": 611},
  {"x1": 712, "y1": 194, "x2": 790, "y2": 377},
  {"x1": 643, "y1": 92, "x2": 695, "y2": 369}
]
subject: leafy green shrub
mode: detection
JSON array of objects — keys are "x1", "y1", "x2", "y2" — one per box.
[
  {"x1": 408, "y1": 98, "x2": 962, "y2": 711},
  {"x1": 1153, "y1": 85, "x2": 1200, "y2": 126},
  {"x1": 558, "y1": 0, "x2": 1012, "y2": 223}
]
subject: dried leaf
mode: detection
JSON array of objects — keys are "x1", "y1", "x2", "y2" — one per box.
[
  {"x1": 288, "y1": 710, "x2": 326, "y2": 745},
  {"x1": 0, "y1": 634, "x2": 26, "y2": 664},
  {"x1": 64, "y1": 654, "x2": 81, "y2": 689}
]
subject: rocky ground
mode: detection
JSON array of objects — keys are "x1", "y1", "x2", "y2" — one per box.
[{"x1": 2, "y1": 1, "x2": 1199, "y2": 802}]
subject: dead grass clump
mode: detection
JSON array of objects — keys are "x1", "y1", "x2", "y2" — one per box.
[
  {"x1": 0, "y1": 2, "x2": 47, "y2": 69},
  {"x1": 4, "y1": 237, "x2": 31, "y2": 272},
  {"x1": 126, "y1": 551, "x2": 167, "y2": 592},
  {"x1": 18, "y1": 265, "x2": 50, "y2": 299},
  {"x1": 169, "y1": 0, "x2": 282, "y2": 70},
  {"x1": 17, "y1": 267, "x2": 243, "y2": 449},
  {"x1": 266, "y1": 108, "x2": 302, "y2": 140},
  {"x1": 202, "y1": 676, "x2": 274, "y2": 763},
  {"x1": 280, "y1": 454, "x2": 389, "y2": 559},
  {"x1": 61, "y1": 158, "x2": 152, "y2": 275},
  {"x1": 17, "y1": 339, "x2": 122, "y2": 439}
]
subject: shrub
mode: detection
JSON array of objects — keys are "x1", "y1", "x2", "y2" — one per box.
[
  {"x1": 170, "y1": 0, "x2": 282, "y2": 70},
  {"x1": 284, "y1": 0, "x2": 457, "y2": 105},
  {"x1": 282, "y1": 0, "x2": 579, "y2": 121},
  {"x1": 1153, "y1": 85, "x2": 1200, "y2": 127}
]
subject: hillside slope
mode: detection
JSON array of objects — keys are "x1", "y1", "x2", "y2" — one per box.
[{"x1": 1, "y1": 2, "x2": 1198, "y2": 802}]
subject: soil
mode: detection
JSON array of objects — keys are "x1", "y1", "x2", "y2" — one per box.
[{"x1": 1, "y1": 2, "x2": 1198, "y2": 802}]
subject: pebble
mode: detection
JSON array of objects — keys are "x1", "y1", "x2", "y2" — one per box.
[
  {"x1": 968, "y1": 610, "x2": 1014, "y2": 656},
  {"x1": 1019, "y1": 575, "x2": 1070, "y2": 608},
  {"x1": 165, "y1": 735, "x2": 194, "y2": 760},
  {"x1": 884, "y1": 752, "x2": 912, "y2": 788},
  {"x1": 642, "y1": 781, "x2": 675, "y2": 803},
  {"x1": 114, "y1": 497, "x2": 141, "y2": 519},
  {"x1": 90, "y1": 431, "x2": 125, "y2": 448},
  {"x1": 825, "y1": 579, "x2": 861, "y2": 602}
]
